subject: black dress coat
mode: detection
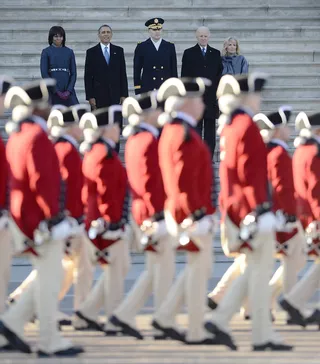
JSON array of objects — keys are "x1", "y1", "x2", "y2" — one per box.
[
  {"x1": 84, "y1": 43, "x2": 128, "y2": 108},
  {"x1": 181, "y1": 44, "x2": 223, "y2": 118}
]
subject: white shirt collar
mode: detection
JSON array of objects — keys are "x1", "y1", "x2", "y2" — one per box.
[
  {"x1": 175, "y1": 111, "x2": 197, "y2": 127},
  {"x1": 151, "y1": 38, "x2": 162, "y2": 51},
  {"x1": 198, "y1": 44, "x2": 207, "y2": 52},
  {"x1": 100, "y1": 43, "x2": 110, "y2": 52},
  {"x1": 60, "y1": 134, "x2": 79, "y2": 149},
  {"x1": 139, "y1": 122, "x2": 159, "y2": 138},
  {"x1": 270, "y1": 138, "x2": 289, "y2": 151},
  {"x1": 29, "y1": 115, "x2": 48, "y2": 133}
]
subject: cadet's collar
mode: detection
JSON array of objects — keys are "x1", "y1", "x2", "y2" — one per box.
[
  {"x1": 234, "y1": 106, "x2": 255, "y2": 118},
  {"x1": 101, "y1": 137, "x2": 116, "y2": 149},
  {"x1": 270, "y1": 138, "x2": 289, "y2": 151},
  {"x1": 29, "y1": 115, "x2": 48, "y2": 133},
  {"x1": 140, "y1": 122, "x2": 159, "y2": 138},
  {"x1": 61, "y1": 134, "x2": 79, "y2": 149},
  {"x1": 175, "y1": 111, "x2": 197, "y2": 127}
]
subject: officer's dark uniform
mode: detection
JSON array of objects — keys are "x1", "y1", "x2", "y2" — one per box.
[{"x1": 134, "y1": 18, "x2": 177, "y2": 95}]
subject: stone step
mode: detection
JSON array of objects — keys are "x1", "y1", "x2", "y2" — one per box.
[
  {"x1": 2, "y1": 62, "x2": 318, "y2": 77},
  {"x1": 11, "y1": 74, "x2": 320, "y2": 88},
  {"x1": 1, "y1": 26, "x2": 319, "y2": 41},
  {"x1": 2, "y1": 0, "x2": 317, "y2": 5},
  {"x1": 0, "y1": 38, "x2": 318, "y2": 52},
  {"x1": 1, "y1": 5, "x2": 319, "y2": 18},
  {"x1": 2, "y1": 17, "x2": 320, "y2": 28},
  {"x1": 1, "y1": 50, "x2": 319, "y2": 65}
]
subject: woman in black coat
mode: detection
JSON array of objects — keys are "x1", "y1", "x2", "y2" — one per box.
[{"x1": 40, "y1": 26, "x2": 79, "y2": 106}]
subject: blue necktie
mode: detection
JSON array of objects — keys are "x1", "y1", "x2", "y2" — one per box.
[
  {"x1": 202, "y1": 47, "x2": 206, "y2": 57},
  {"x1": 104, "y1": 46, "x2": 110, "y2": 64}
]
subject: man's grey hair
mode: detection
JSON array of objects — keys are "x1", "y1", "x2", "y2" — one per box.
[{"x1": 195, "y1": 26, "x2": 210, "y2": 35}]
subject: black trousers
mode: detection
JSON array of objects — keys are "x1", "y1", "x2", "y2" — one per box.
[{"x1": 196, "y1": 116, "x2": 216, "y2": 159}]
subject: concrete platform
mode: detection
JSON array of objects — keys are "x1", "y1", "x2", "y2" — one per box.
[{"x1": 0, "y1": 312, "x2": 319, "y2": 363}]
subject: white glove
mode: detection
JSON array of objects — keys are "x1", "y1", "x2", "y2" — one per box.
[
  {"x1": 187, "y1": 215, "x2": 214, "y2": 238},
  {"x1": 150, "y1": 220, "x2": 167, "y2": 241},
  {"x1": 51, "y1": 219, "x2": 73, "y2": 240},
  {"x1": 88, "y1": 218, "x2": 106, "y2": 240},
  {"x1": 257, "y1": 212, "x2": 277, "y2": 234},
  {"x1": 102, "y1": 228, "x2": 124, "y2": 241},
  {"x1": 275, "y1": 210, "x2": 298, "y2": 232}
]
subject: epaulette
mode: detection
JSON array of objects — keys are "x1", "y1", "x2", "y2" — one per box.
[{"x1": 137, "y1": 41, "x2": 141, "y2": 44}]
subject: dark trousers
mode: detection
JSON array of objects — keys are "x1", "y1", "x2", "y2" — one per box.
[{"x1": 196, "y1": 116, "x2": 216, "y2": 159}]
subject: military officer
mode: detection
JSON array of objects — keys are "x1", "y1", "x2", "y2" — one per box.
[
  {"x1": 253, "y1": 107, "x2": 306, "y2": 318},
  {"x1": 134, "y1": 18, "x2": 177, "y2": 95},
  {"x1": 110, "y1": 92, "x2": 175, "y2": 340},
  {"x1": 75, "y1": 106, "x2": 131, "y2": 335},
  {"x1": 152, "y1": 77, "x2": 217, "y2": 345},
  {"x1": 205, "y1": 74, "x2": 293, "y2": 351},
  {"x1": 0, "y1": 79, "x2": 83, "y2": 357},
  {"x1": 279, "y1": 111, "x2": 320, "y2": 327},
  {"x1": 0, "y1": 76, "x2": 14, "y2": 352}
]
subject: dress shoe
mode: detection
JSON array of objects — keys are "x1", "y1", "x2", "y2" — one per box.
[
  {"x1": 204, "y1": 321, "x2": 237, "y2": 351},
  {"x1": 0, "y1": 343, "x2": 15, "y2": 352},
  {"x1": 38, "y1": 346, "x2": 84, "y2": 357},
  {"x1": 75, "y1": 311, "x2": 103, "y2": 331},
  {"x1": 253, "y1": 342, "x2": 294, "y2": 351},
  {"x1": 58, "y1": 318, "x2": 72, "y2": 326},
  {"x1": 151, "y1": 320, "x2": 185, "y2": 342},
  {"x1": 207, "y1": 297, "x2": 218, "y2": 310},
  {"x1": 279, "y1": 299, "x2": 306, "y2": 327},
  {"x1": 186, "y1": 338, "x2": 220, "y2": 345},
  {"x1": 0, "y1": 320, "x2": 31, "y2": 354},
  {"x1": 305, "y1": 309, "x2": 320, "y2": 325},
  {"x1": 109, "y1": 315, "x2": 143, "y2": 340}
]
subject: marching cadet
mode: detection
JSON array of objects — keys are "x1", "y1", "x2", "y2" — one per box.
[
  {"x1": 109, "y1": 92, "x2": 175, "y2": 340},
  {"x1": 74, "y1": 106, "x2": 131, "y2": 335},
  {"x1": 0, "y1": 76, "x2": 14, "y2": 352},
  {"x1": 205, "y1": 74, "x2": 293, "y2": 351},
  {"x1": 279, "y1": 111, "x2": 320, "y2": 327},
  {"x1": 152, "y1": 77, "x2": 217, "y2": 345},
  {"x1": 0, "y1": 79, "x2": 83, "y2": 357},
  {"x1": 253, "y1": 107, "x2": 306, "y2": 319},
  {"x1": 134, "y1": 18, "x2": 177, "y2": 95},
  {"x1": 7, "y1": 104, "x2": 94, "y2": 326}
]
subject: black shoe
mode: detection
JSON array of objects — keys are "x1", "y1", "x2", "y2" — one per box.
[
  {"x1": 153, "y1": 333, "x2": 168, "y2": 340},
  {"x1": 38, "y1": 346, "x2": 84, "y2": 357},
  {"x1": 151, "y1": 320, "x2": 185, "y2": 342},
  {"x1": 207, "y1": 297, "x2": 218, "y2": 310},
  {"x1": 0, "y1": 343, "x2": 15, "y2": 352},
  {"x1": 186, "y1": 338, "x2": 220, "y2": 345},
  {"x1": 58, "y1": 318, "x2": 72, "y2": 326},
  {"x1": 305, "y1": 309, "x2": 320, "y2": 325},
  {"x1": 104, "y1": 329, "x2": 123, "y2": 336},
  {"x1": 244, "y1": 314, "x2": 251, "y2": 320},
  {"x1": 204, "y1": 321, "x2": 237, "y2": 351},
  {"x1": 75, "y1": 311, "x2": 103, "y2": 332},
  {"x1": 279, "y1": 299, "x2": 306, "y2": 327},
  {"x1": 0, "y1": 320, "x2": 31, "y2": 354},
  {"x1": 109, "y1": 315, "x2": 143, "y2": 340},
  {"x1": 253, "y1": 342, "x2": 294, "y2": 351}
]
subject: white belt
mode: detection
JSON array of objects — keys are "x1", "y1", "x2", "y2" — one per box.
[{"x1": 49, "y1": 68, "x2": 69, "y2": 72}]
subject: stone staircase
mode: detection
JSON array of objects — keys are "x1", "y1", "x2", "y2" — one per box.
[{"x1": 1, "y1": 0, "x2": 319, "y2": 308}]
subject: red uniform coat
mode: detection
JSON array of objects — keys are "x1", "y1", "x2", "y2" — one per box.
[
  {"x1": 219, "y1": 110, "x2": 269, "y2": 227},
  {"x1": 0, "y1": 137, "x2": 7, "y2": 210},
  {"x1": 125, "y1": 128, "x2": 165, "y2": 226},
  {"x1": 82, "y1": 138, "x2": 128, "y2": 255},
  {"x1": 158, "y1": 117, "x2": 215, "y2": 223},
  {"x1": 54, "y1": 137, "x2": 83, "y2": 219},
  {"x1": 293, "y1": 140, "x2": 320, "y2": 229},
  {"x1": 6, "y1": 119, "x2": 61, "y2": 240},
  {"x1": 267, "y1": 141, "x2": 298, "y2": 246}
]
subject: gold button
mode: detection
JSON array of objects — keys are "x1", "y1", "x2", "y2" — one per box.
[
  {"x1": 161, "y1": 77, "x2": 163, "y2": 80},
  {"x1": 153, "y1": 77, "x2": 156, "y2": 80},
  {"x1": 153, "y1": 66, "x2": 156, "y2": 69},
  {"x1": 154, "y1": 88, "x2": 156, "y2": 90},
  {"x1": 161, "y1": 66, "x2": 164, "y2": 69}
]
